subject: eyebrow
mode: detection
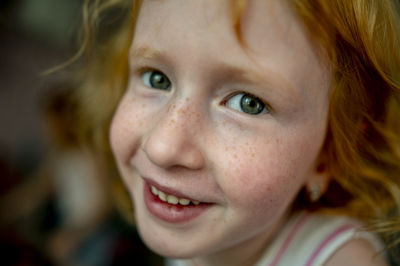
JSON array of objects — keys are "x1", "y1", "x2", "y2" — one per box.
[
  {"x1": 216, "y1": 61, "x2": 301, "y2": 106},
  {"x1": 217, "y1": 61, "x2": 298, "y2": 97},
  {"x1": 129, "y1": 45, "x2": 164, "y2": 60},
  {"x1": 130, "y1": 45, "x2": 289, "y2": 84},
  {"x1": 129, "y1": 45, "x2": 299, "y2": 101}
]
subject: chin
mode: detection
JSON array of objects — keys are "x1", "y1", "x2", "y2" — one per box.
[
  {"x1": 134, "y1": 217, "x2": 211, "y2": 259},
  {"x1": 138, "y1": 229, "x2": 199, "y2": 258}
]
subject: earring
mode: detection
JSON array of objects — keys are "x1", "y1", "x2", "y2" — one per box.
[{"x1": 309, "y1": 184, "x2": 321, "y2": 202}]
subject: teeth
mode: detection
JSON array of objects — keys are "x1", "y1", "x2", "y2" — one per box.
[
  {"x1": 179, "y1": 198, "x2": 190, "y2": 205},
  {"x1": 151, "y1": 185, "x2": 158, "y2": 195},
  {"x1": 150, "y1": 185, "x2": 200, "y2": 206},
  {"x1": 158, "y1": 191, "x2": 167, "y2": 201},
  {"x1": 167, "y1": 195, "x2": 179, "y2": 204}
]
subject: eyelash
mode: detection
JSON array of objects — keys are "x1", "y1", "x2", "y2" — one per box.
[{"x1": 138, "y1": 68, "x2": 271, "y2": 115}]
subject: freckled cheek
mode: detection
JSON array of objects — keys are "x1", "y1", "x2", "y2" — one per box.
[
  {"x1": 218, "y1": 144, "x2": 301, "y2": 210},
  {"x1": 226, "y1": 164, "x2": 291, "y2": 207}
]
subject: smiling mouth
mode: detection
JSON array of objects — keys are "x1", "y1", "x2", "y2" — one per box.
[
  {"x1": 150, "y1": 185, "x2": 200, "y2": 206},
  {"x1": 144, "y1": 181, "x2": 211, "y2": 223}
]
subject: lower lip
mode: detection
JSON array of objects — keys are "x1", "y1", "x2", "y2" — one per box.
[{"x1": 143, "y1": 182, "x2": 211, "y2": 223}]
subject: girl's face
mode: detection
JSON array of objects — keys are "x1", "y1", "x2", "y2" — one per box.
[{"x1": 111, "y1": 0, "x2": 331, "y2": 264}]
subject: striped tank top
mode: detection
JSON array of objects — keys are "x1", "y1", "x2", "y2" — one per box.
[{"x1": 166, "y1": 211, "x2": 384, "y2": 266}]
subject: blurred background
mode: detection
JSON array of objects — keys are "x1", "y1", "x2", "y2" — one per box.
[{"x1": 0, "y1": 0, "x2": 161, "y2": 265}]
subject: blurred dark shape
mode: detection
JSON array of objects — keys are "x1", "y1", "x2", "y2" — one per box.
[
  {"x1": 0, "y1": 84, "x2": 163, "y2": 266},
  {"x1": 0, "y1": 231, "x2": 52, "y2": 266},
  {"x1": 0, "y1": 152, "x2": 20, "y2": 195},
  {"x1": 0, "y1": 1, "x2": 162, "y2": 264},
  {"x1": 40, "y1": 86, "x2": 112, "y2": 265}
]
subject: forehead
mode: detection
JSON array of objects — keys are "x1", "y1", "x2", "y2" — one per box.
[
  {"x1": 135, "y1": 0, "x2": 302, "y2": 48},
  {"x1": 134, "y1": 0, "x2": 316, "y2": 53},
  {"x1": 134, "y1": 1, "x2": 235, "y2": 55}
]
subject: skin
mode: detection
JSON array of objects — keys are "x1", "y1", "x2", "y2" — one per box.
[{"x1": 110, "y1": 0, "x2": 334, "y2": 265}]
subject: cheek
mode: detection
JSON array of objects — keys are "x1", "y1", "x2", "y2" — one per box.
[
  {"x1": 217, "y1": 137, "x2": 313, "y2": 212},
  {"x1": 110, "y1": 96, "x2": 148, "y2": 164}
]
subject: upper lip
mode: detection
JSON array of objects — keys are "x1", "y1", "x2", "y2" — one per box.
[{"x1": 144, "y1": 177, "x2": 209, "y2": 203}]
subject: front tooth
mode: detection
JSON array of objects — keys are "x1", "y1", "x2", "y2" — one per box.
[
  {"x1": 151, "y1": 186, "x2": 158, "y2": 195},
  {"x1": 167, "y1": 195, "x2": 179, "y2": 204},
  {"x1": 179, "y1": 198, "x2": 190, "y2": 205},
  {"x1": 154, "y1": 187, "x2": 200, "y2": 206},
  {"x1": 158, "y1": 191, "x2": 167, "y2": 202}
]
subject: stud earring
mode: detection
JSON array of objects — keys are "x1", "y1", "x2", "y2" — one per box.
[{"x1": 309, "y1": 184, "x2": 321, "y2": 202}]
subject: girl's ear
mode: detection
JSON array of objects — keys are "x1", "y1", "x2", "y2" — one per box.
[{"x1": 306, "y1": 153, "x2": 331, "y2": 202}]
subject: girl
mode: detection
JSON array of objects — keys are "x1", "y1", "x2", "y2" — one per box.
[{"x1": 75, "y1": 0, "x2": 400, "y2": 265}]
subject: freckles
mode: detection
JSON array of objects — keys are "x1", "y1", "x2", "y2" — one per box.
[
  {"x1": 167, "y1": 104, "x2": 177, "y2": 113},
  {"x1": 178, "y1": 99, "x2": 200, "y2": 117},
  {"x1": 178, "y1": 107, "x2": 186, "y2": 115}
]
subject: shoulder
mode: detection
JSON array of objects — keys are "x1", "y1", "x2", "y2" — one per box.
[
  {"x1": 256, "y1": 211, "x2": 388, "y2": 266},
  {"x1": 325, "y1": 238, "x2": 388, "y2": 266},
  {"x1": 298, "y1": 212, "x2": 388, "y2": 266}
]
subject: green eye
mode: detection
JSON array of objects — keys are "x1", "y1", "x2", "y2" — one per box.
[
  {"x1": 142, "y1": 70, "x2": 171, "y2": 90},
  {"x1": 226, "y1": 93, "x2": 268, "y2": 115},
  {"x1": 240, "y1": 94, "x2": 265, "y2": 114}
]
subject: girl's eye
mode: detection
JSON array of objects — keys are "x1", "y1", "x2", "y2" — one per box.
[
  {"x1": 141, "y1": 70, "x2": 171, "y2": 90},
  {"x1": 225, "y1": 93, "x2": 269, "y2": 115}
]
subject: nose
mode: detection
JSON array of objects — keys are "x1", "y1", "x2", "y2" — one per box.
[{"x1": 142, "y1": 101, "x2": 205, "y2": 170}]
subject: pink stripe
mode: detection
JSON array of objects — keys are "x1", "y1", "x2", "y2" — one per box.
[
  {"x1": 305, "y1": 224, "x2": 354, "y2": 266},
  {"x1": 270, "y1": 213, "x2": 311, "y2": 266}
]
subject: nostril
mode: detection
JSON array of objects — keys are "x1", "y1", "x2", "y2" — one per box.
[{"x1": 184, "y1": 149, "x2": 205, "y2": 170}]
